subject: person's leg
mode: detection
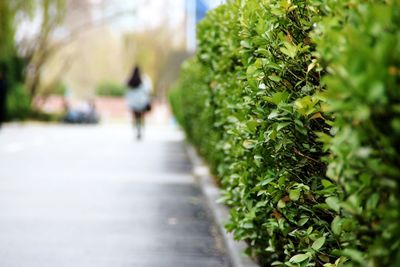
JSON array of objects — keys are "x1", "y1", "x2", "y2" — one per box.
[
  {"x1": 134, "y1": 111, "x2": 142, "y2": 140},
  {"x1": 139, "y1": 112, "x2": 145, "y2": 137}
]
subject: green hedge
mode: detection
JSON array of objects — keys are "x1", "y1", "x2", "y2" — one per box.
[
  {"x1": 314, "y1": 1, "x2": 400, "y2": 265},
  {"x1": 6, "y1": 83, "x2": 30, "y2": 120},
  {"x1": 95, "y1": 81, "x2": 126, "y2": 97},
  {"x1": 53, "y1": 82, "x2": 67, "y2": 96},
  {"x1": 1, "y1": 56, "x2": 29, "y2": 121},
  {"x1": 169, "y1": 0, "x2": 400, "y2": 266}
]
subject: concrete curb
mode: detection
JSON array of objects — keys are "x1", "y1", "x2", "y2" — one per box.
[{"x1": 185, "y1": 144, "x2": 259, "y2": 267}]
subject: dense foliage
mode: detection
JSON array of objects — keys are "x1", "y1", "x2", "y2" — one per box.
[
  {"x1": 96, "y1": 81, "x2": 126, "y2": 97},
  {"x1": 6, "y1": 83, "x2": 30, "y2": 120},
  {"x1": 1, "y1": 1, "x2": 32, "y2": 120},
  {"x1": 1, "y1": 0, "x2": 65, "y2": 121},
  {"x1": 314, "y1": 1, "x2": 400, "y2": 265},
  {"x1": 169, "y1": 0, "x2": 400, "y2": 266},
  {"x1": 0, "y1": 1, "x2": 26, "y2": 120}
]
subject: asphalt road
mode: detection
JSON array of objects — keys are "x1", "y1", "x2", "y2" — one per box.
[{"x1": 0, "y1": 124, "x2": 229, "y2": 267}]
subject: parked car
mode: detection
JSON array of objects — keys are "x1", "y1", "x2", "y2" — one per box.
[{"x1": 63, "y1": 100, "x2": 99, "y2": 124}]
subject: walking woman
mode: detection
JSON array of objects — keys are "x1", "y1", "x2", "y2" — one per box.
[{"x1": 125, "y1": 66, "x2": 152, "y2": 140}]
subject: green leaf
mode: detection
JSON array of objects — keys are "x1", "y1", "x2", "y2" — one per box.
[
  {"x1": 366, "y1": 193, "x2": 379, "y2": 211},
  {"x1": 265, "y1": 62, "x2": 281, "y2": 70},
  {"x1": 246, "y1": 65, "x2": 258, "y2": 76},
  {"x1": 331, "y1": 216, "x2": 342, "y2": 235},
  {"x1": 319, "y1": 254, "x2": 331, "y2": 263},
  {"x1": 243, "y1": 222, "x2": 254, "y2": 229},
  {"x1": 321, "y1": 179, "x2": 334, "y2": 188},
  {"x1": 264, "y1": 91, "x2": 289, "y2": 105},
  {"x1": 243, "y1": 140, "x2": 256, "y2": 149},
  {"x1": 307, "y1": 59, "x2": 317, "y2": 73},
  {"x1": 342, "y1": 249, "x2": 366, "y2": 265},
  {"x1": 240, "y1": 40, "x2": 252, "y2": 49},
  {"x1": 268, "y1": 74, "x2": 282, "y2": 82},
  {"x1": 298, "y1": 217, "x2": 309, "y2": 226},
  {"x1": 294, "y1": 95, "x2": 319, "y2": 116},
  {"x1": 280, "y1": 41, "x2": 298, "y2": 58},
  {"x1": 277, "y1": 199, "x2": 286, "y2": 208},
  {"x1": 312, "y1": 236, "x2": 326, "y2": 251},
  {"x1": 307, "y1": 226, "x2": 313, "y2": 235},
  {"x1": 277, "y1": 122, "x2": 290, "y2": 131},
  {"x1": 227, "y1": 116, "x2": 239, "y2": 123},
  {"x1": 246, "y1": 120, "x2": 258, "y2": 133},
  {"x1": 289, "y1": 254, "x2": 309, "y2": 263},
  {"x1": 265, "y1": 129, "x2": 278, "y2": 141},
  {"x1": 289, "y1": 189, "x2": 300, "y2": 201},
  {"x1": 268, "y1": 110, "x2": 280, "y2": 119},
  {"x1": 326, "y1": 196, "x2": 340, "y2": 212},
  {"x1": 341, "y1": 218, "x2": 354, "y2": 232}
]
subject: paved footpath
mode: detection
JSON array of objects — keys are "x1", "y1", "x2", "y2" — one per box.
[{"x1": 0, "y1": 123, "x2": 229, "y2": 267}]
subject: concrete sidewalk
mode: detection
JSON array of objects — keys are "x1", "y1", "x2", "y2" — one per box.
[{"x1": 0, "y1": 124, "x2": 229, "y2": 267}]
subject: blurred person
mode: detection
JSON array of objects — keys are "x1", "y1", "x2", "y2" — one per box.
[
  {"x1": 82, "y1": 99, "x2": 99, "y2": 124},
  {"x1": 125, "y1": 66, "x2": 152, "y2": 140},
  {"x1": 63, "y1": 98, "x2": 99, "y2": 124},
  {"x1": 0, "y1": 69, "x2": 7, "y2": 129}
]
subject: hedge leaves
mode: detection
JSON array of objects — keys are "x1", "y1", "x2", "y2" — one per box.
[{"x1": 169, "y1": 0, "x2": 400, "y2": 266}]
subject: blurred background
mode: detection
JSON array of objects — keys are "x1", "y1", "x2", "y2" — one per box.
[
  {"x1": 0, "y1": 2, "x2": 234, "y2": 266},
  {"x1": 0, "y1": 0, "x2": 224, "y2": 125}
]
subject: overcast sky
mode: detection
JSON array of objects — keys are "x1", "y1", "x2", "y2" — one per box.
[
  {"x1": 16, "y1": 0, "x2": 224, "y2": 43},
  {"x1": 106, "y1": 0, "x2": 186, "y2": 32},
  {"x1": 101, "y1": 0, "x2": 224, "y2": 32}
]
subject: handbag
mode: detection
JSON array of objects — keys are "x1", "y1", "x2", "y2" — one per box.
[{"x1": 145, "y1": 102, "x2": 152, "y2": 112}]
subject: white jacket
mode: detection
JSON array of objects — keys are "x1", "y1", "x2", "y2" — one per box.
[{"x1": 125, "y1": 76, "x2": 152, "y2": 111}]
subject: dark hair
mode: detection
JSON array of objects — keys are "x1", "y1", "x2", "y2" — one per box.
[{"x1": 127, "y1": 66, "x2": 142, "y2": 88}]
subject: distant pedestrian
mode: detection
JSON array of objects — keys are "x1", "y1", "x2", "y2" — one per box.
[
  {"x1": 125, "y1": 66, "x2": 152, "y2": 140},
  {"x1": 0, "y1": 69, "x2": 7, "y2": 129}
]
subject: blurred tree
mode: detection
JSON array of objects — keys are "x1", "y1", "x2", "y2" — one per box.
[
  {"x1": 23, "y1": 0, "x2": 138, "y2": 103},
  {"x1": 123, "y1": 23, "x2": 189, "y2": 102},
  {"x1": 51, "y1": 25, "x2": 125, "y2": 100},
  {"x1": 0, "y1": 0, "x2": 33, "y2": 82},
  {"x1": 0, "y1": 1, "x2": 15, "y2": 62},
  {"x1": 0, "y1": 0, "x2": 34, "y2": 121},
  {"x1": 18, "y1": 0, "x2": 66, "y2": 102},
  {"x1": 14, "y1": 0, "x2": 188, "y2": 107},
  {"x1": 154, "y1": 50, "x2": 191, "y2": 102}
]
